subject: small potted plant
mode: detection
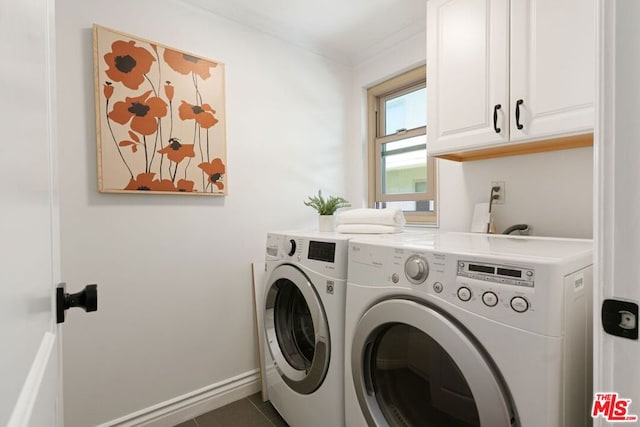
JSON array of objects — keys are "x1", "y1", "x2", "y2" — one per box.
[{"x1": 304, "y1": 190, "x2": 350, "y2": 232}]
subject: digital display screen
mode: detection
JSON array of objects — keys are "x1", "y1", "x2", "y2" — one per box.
[
  {"x1": 497, "y1": 268, "x2": 522, "y2": 278},
  {"x1": 308, "y1": 241, "x2": 336, "y2": 263},
  {"x1": 469, "y1": 264, "x2": 495, "y2": 274}
]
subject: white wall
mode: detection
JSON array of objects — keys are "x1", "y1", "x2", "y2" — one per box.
[
  {"x1": 55, "y1": 1, "x2": 351, "y2": 425},
  {"x1": 352, "y1": 33, "x2": 593, "y2": 238},
  {"x1": 440, "y1": 148, "x2": 593, "y2": 237}
]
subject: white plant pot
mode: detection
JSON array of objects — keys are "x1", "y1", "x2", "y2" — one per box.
[{"x1": 318, "y1": 215, "x2": 334, "y2": 232}]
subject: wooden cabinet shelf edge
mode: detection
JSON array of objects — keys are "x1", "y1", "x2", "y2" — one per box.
[{"x1": 431, "y1": 132, "x2": 593, "y2": 162}]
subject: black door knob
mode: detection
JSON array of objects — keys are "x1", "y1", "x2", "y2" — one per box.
[{"x1": 56, "y1": 283, "x2": 98, "y2": 324}]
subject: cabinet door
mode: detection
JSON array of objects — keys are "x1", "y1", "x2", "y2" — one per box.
[
  {"x1": 427, "y1": 0, "x2": 509, "y2": 155},
  {"x1": 509, "y1": 0, "x2": 595, "y2": 142}
]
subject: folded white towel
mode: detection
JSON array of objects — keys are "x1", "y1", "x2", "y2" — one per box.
[
  {"x1": 336, "y1": 208, "x2": 406, "y2": 227},
  {"x1": 336, "y1": 224, "x2": 403, "y2": 234}
]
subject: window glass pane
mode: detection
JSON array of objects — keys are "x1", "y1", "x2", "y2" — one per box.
[
  {"x1": 378, "y1": 200, "x2": 435, "y2": 213},
  {"x1": 384, "y1": 87, "x2": 426, "y2": 136},
  {"x1": 381, "y1": 135, "x2": 427, "y2": 195}
]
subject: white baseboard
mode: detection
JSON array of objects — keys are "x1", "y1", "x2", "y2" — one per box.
[{"x1": 97, "y1": 369, "x2": 261, "y2": 427}]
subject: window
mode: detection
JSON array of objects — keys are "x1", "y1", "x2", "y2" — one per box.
[{"x1": 367, "y1": 66, "x2": 436, "y2": 224}]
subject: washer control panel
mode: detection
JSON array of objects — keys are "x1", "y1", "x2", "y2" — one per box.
[{"x1": 267, "y1": 232, "x2": 349, "y2": 280}]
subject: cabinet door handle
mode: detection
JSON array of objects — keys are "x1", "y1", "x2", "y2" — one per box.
[
  {"x1": 493, "y1": 104, "x2": 502, "y2": 133},
  {"x1": 515, "y1": 99, "x2": 524, "y2": 130}
]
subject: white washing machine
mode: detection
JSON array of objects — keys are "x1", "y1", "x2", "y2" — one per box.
[
  {"x1": 345, "y1": 232, "x2": 593, "y2": 427},
  {"x1": 262, "y1": 231, "x2": 352, "y2": 427}
]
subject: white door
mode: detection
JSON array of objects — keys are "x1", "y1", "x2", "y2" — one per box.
[
  {"x1": 1, "y1": 1, "x2": 62, "y2": 426},
  {"x1": 510, "y1": 0, "x2": 595, "y2": 143},
  {"x1": 594, "y1": 0, "x2": 640, "y2": 425},
  {"x1": 426, "y1": 0, "x2": 509, "y2": 155}
]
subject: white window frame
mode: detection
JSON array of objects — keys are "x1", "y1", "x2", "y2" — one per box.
[{"x1": 367, "y1": 66, "x2": 437, "y2": 224}]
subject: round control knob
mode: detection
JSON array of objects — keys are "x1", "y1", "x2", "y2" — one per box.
[
  {"x1": 391, "y1": 273, "x2": 399, "y2": 284},
  {"x1": 482, "y1": 291, "x2": 498, "y2": 307},
  {"x1": 404, "y1": 255, "x2": 429, "y2": 284},
  {"x1": 457, "y1": 287, "x2": 472, "y2": 301},
  {"x1": 287, "y1": 239, "x2": 297, "y2": 257},
  {"x1": 433, "y1": 282, "x2": 443, "y2": 293},
  {"x1": 510, "y1": 296, "x2": 529, "y2": 313}
]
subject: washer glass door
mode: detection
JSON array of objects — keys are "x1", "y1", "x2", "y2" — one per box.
[
  {"x1": 351, "y1": 299, "x2": 516, "y2": 427},
  {"x1": 265, "y1": 264, "x2": 330, "y2": 395}
]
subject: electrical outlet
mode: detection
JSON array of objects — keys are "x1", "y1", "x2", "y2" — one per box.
[{"x1": 491, "y1": 181, "x2": 505, "y2": 204}]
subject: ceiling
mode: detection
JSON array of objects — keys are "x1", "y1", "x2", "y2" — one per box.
[{"x1": 179, "y1": 0, "x2": 426, "y2": 64}]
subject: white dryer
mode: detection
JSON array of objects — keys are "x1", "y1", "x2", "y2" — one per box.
[
  {"x1": 262, "y1": 231, "x2": 352, "y2": 427},
  {"x1": 345, "y1": 232, "x2": 593, "y2": 427}
]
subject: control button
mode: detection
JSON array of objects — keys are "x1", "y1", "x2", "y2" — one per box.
[
  {"x1": 391, "y1": 273, "x2": 399, "y2": 284},
  {"x1": 266, "y1": 246, "x2": 278, "y2": 256},
  {"x1": 433, "y1": 282, "x2": 443, "y2": 293},
  {"x1": 515, "y1": 280, "x2": 533, "y2": 288},
  {"x1": 457, "y1": 287, "x2": 472, "y2": 302},
  {"x1": 526, "y1": 271, "x2": 534, "y2": 277},
  {"x1": 287, "y1": 239, "x2": 297, "y2": 256},
  {"x1": 482, "y1": 292, "x2": 498, "y2": 307},
  {"x1": 459, "y1": 262, "x2": 465, "y2": 268},
  {"x1": 510, "y1": 297, "x2": 529, "y2": 313},
  {"x1": 405, "y1": 255, "x2": 429, "y2": 284}
]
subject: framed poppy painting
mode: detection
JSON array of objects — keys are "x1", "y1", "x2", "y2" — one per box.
[{"x1": 93, "y1": 25, "x2": 227, "y2": 195}]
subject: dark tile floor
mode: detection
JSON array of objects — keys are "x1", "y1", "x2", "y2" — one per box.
[{"x1": 174, "y1": 392, "x2": 289, "y2": 427}]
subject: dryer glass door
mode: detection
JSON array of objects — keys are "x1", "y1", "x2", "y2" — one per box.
[
  {"x1": 265, "y1": 264, "x2": 330, "y2": 395},
  {"x1": 351, "y1": 299, "x2": 515, "y2": 427}
]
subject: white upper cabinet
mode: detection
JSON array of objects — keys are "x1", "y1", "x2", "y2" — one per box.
[
  {"x1": 427, "y1": 0, "x2": 509, "y2": 153},
  {"x1": 427, "y1": 0, "x2": 595, "y2": 160}
]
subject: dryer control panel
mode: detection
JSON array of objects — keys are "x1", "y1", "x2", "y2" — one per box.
[
  {"x1": 457, "y1": 261, "x2": 535, "y2": 288},
  {"x1": 348, "y1": 235, "x2": 593, "y2": 337}
]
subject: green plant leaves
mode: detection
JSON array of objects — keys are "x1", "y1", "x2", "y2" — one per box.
[{"x1": 304, "y1": 190, "x2": 350, "y2": 215}]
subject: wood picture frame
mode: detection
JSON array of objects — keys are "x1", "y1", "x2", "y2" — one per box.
[{"x1": 93, "y1": 25, "x2": 227, "y2": 195}]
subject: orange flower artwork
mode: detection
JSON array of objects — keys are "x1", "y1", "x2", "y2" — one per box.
[
  {"x1": 93, "y1": 25, "x2": 227, "y2": 195},
  {"x1": 124, "y1": 173, "x2": 177, "y2": 192},
  {"x1": 109, "y1": 90, "x2": 167, "y2": 136},
  {"x1": 176, "y1": 179, "x2": 195, "y2": 192},
  {"x1": 157, "y1": 138, "x2": 195, "y2": 164},
  {"x1": 163, "y1": 50, "x2": 218, "y2": 80},
  {"x1": 198, "y1": 158, "x2": 226, "y2": 190},
  {"x1": 178, "y1": 101, "x2": 219, "y2": 129},
  {"x1": 164, "y1": 82, "x2": 174, "y2": 101},
  {"x1": 124, "y1": 172, "x2": 157, "y2": 191},
  {"x1": 103, "y1": 82, "x2": 114, "y2": 100},
  {"x1": 104, "y1": 40, "x2": 155, "y2": 90}
]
